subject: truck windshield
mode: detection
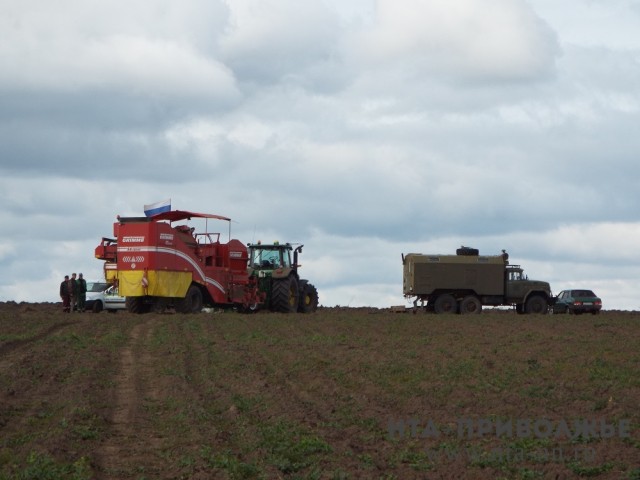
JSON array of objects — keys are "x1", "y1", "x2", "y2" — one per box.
[{"x1": 508, "y1": 270, "x2": 523, "y2": 281}]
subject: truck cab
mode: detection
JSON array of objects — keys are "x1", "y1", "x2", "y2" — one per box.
[{"x1": 505, "y1": 265, "x2": 552, "y2": 314}]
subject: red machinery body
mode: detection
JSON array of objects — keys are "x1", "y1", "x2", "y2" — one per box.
[{"x1": 95, "y1": 210, "x2": 263, "y2": 312}]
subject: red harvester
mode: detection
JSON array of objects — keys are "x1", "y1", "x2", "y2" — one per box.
[{"x1": 94, "y1": 210, "x2": 264, "y2": 313}]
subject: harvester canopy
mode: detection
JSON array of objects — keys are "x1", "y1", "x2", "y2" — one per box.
[{"x1": 149, "y1": 210, "x2": 231, "y2": 223}]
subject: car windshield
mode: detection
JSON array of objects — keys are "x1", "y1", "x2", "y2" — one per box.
[
  {"x1": 87, "y1": 282, "x2": 108, "y2": 292},
  {"x1": 573, "y1": 290, "x2": 596, "y2": 297}
]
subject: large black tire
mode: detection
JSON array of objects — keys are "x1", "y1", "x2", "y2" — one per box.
[
  {"x1": 525, "y1": 295, "x2": 548, "y2": 314},
  {"x1": 126, "y1": 296, "x2": 150, "y2": 314},
  {"x1": 434, "y1": 294, "x2": 458, "y2": 314},
  {"x1": 459, "y1": 295, "x2": 482, "y2": 314},
  {"x1": 272, "y1": 276, "x2": 299, "y2": 313},
  {"x1": 176, "y1": 285, "x2": 204, "y2": 313},
  {"x1": 298, "y1": 283, "x2": 319, "y2": 313},
  {"x1": 92, "y1": 301, "x2": 103, "y2": 313}
]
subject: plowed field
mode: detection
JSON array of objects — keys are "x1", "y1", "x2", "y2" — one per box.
[{"x1": 0, "y1": 303, "x2": 638, "y2": 479}]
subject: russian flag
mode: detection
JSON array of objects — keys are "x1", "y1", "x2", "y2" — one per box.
[{"x1": 144, "y1": 199, "x2": 171, "y2": 217}]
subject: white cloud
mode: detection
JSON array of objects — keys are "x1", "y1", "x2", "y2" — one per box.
[{"x1": 352, "y1": 0, "x2": 560, "y2": 81}]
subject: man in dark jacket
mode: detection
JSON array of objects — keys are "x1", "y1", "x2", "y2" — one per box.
[
  {"x1": 77, "y1": 273, "x2": 87, "y2": 312},
  {"x1": 69, "y1": 273, "x2": 78, "y2": 312},
  {"x1": 60, "y1": 275, "x2": 71, "y2": 313}
]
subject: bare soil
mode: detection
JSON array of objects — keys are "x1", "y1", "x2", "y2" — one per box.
[{"x1": 0, "y1": 302, "x2": 638, "y2": 479}]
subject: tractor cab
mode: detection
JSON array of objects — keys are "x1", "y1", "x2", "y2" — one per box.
[{"x1": 248, "y1": 241, "x2": 299, "y2": 276}]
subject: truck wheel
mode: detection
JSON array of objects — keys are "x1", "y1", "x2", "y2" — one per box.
[
  {"x1": 434, "y1": 294, "x2": 457, "y2": 314},
  {"x1": 525, "y1": 295, "x2": 547, "y2": 314},
  {"x1": 92, "y1": 301, "x2": 103, "y2": 313},
  {"x1": 460, "y1": 296, "x2": 482, "y2": 314},
  {"x1": 299, "y1": 283, "x2": 319, "y2": 313},
  {"x1": 176, "y1": 285, "x2": 203, "y2": 313},
  {"x1": 272, "y1": 276, "x2": 299, "y2": 313}
]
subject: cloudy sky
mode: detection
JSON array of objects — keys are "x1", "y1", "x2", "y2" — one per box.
[{"x1": 1, "y1": 0, "x2": 639, "y2": 310}]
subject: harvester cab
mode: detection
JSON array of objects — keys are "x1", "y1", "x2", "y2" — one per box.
[{"x1": 247, "y1": 242, "x2": 318, "y2": 313}]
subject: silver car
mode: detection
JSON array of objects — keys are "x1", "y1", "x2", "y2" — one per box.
[{"x1": 85, "y1": 281, "x2": 127, "y2": 313}]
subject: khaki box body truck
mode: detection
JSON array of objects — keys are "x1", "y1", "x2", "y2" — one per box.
[{"x1": 402, "y1": 248, "x2": 552, "y2": 314}]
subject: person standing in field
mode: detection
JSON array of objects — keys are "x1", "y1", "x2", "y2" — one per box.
[
  {"x1": 69, "y1": 273, "x2": 78, "y2": 312},
  {"x1": 60, "y1": 275, "x2": 71, "y2": 313},
  {"x1": 76, "y1": 273, "x2": 87, "y2": 312}
]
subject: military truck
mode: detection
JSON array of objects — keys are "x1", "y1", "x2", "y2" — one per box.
[
  {"x1": 402, "y1": 247, "x2": 553, "y2": 314},
  {"x1": 247, "y1": 241, "x2": 319, "y2": 313}
]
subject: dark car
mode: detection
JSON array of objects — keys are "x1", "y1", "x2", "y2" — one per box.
[{"x1": 552, "y1": 289, "x2": 602, "y2": 315}]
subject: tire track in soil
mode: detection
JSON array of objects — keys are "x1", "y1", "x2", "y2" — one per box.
[
  {"x1": 0, "y1": 320, "x2": 83, "y2": 448},
  {"x1": 0, "y1": 321, "x2": 80, "y2": 374},
  {"x1": 96, "y1": 318, "x2": 165, "y2": 479},
  {"x1": 0, "y1": 321, "x2": 79, "y2": 357}
]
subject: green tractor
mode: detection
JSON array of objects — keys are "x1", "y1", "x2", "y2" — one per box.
[{"x1": 247, "y1": 241, "x2": 319, "y2": 313}]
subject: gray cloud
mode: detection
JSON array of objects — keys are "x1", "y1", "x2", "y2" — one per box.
[{"x1": 1, "y1": 0, "x2": 639, "y2": 309}]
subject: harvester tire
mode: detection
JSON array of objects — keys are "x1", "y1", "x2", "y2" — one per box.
[
  {"x1": 126, "y1": 297, "x2": 150, "y2": 314},
  {"x1": 177, "y1": 285, "x2": 203, "y2": 314},
  {"x1": 272, "y1": 276, "x2": 299, "y2": 313},
  {"x1": 299, "y1": 283, "x2": 319, "y2": 313}
]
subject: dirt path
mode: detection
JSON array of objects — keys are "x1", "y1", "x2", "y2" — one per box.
[{"x1": 96, "y1": 318, "x2": 165, "y2": 479}]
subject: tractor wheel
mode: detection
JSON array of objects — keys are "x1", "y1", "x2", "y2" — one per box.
[
  {"x1": 298, "y1": 283, "x2": 319, "y2": 313},
  {"x1": 525, "y1": 295, "x2": 547, "y2": 314},
  {"x1": 176, "y1": 285, "x2": 204, "y2": 313},
  {"x1": 459, "y1": 295, "x2": 482, "y2": 314},
  {"x1": 126, "y1": 296, "x2": 150, "y2": 314},
  {"x1": 434, "y1": 294, "x2": 457, "y2": 314},
  {"x1": 272, "y1": 276, "x2": 299, "y2": 313}
]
